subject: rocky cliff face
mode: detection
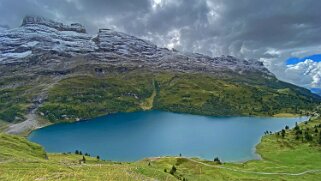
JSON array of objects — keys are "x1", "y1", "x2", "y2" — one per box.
[{"x1": 0, "y1": 16, "x2": 272, "y2": 77}]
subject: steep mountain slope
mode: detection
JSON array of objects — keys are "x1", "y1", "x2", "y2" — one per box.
[{"x1": 0, "y1": 16, "x2": 320, "y2": 134}]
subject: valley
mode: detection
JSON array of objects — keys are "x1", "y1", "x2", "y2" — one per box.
[
  {"x1": 1, "y1": 70, "x2": 320, "y2": 135},
  {"x1": 0, "y1": 16, "x2": 320, "y2": 135},
  {"x1": 0, "y1": 15, "x2": 321, "y2": 180}
]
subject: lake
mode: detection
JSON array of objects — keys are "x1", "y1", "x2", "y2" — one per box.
[{"x1": 28, "y1": 111, "x2": 307, "y2": 162}]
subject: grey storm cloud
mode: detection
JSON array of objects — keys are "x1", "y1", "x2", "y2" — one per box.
[{"x1": 1, "y1": 0, "x2": 321, "y2": 89}]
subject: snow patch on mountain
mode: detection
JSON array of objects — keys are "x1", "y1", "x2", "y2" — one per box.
[{"x1": 2, "y1": 51, "x2": 32, "y2": 58}]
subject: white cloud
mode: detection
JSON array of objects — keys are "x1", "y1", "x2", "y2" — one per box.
[
  {"x1": 151, "y1": 0, "x2": 163, "y2": 9},
  {"x1": 284, "y1": 59, "x2": 321, "y2": 88},
  {"x1": 166, "y1": 29, "x2": 181, "y2": 49}
]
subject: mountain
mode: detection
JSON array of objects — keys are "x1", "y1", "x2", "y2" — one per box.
[
  {"x1": 1, "y1": 16, "x2": 270, "y2": 75},
  {"x1": 0, "y1": 16, "x2": 320, "y2": 134}
]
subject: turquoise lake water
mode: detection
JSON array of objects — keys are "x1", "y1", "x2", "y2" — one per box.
[{"x1": 28, "y1": 111, "x2": 307, "y2": 162}]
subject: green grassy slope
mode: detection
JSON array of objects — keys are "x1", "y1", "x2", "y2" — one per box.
[
  {"x1": 0, "y1": 133, "x2": 47, "y2": 162},
  {"x1": 1, "y1": 117, "x2": 321, "y2": 180},
  {"x1": 0, "y1": 69, "x2": 320, "y2": 131},
  {"x1": 0, "y1": 86, "x2": 33, "y2": 123},
  {"x1": 0, "y1": 74, "x2": 51, "y2": 125},
  {"x1": 38, "y1": 71, "x2": 320, "y2": 123},
  {"x1": 38, "y1": 73, "x2": 154, "y2": 123}
]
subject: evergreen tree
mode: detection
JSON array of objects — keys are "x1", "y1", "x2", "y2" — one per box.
[
  {"x1": 281, "y1": 129, "x2": 286, "y2": 138},
  {"x1": 97, "y1": 155, "x2": 100, "y2": 160},
  {"x1": 170, "y1": 165, "x2": 177, "y2": 175},
  {"x1": 285, "y1": 125, "x2": 289, "y2": 130},
  {"x1": 214, "y1": 157, "x2": 222, "y2": 164},
  {"x1": 82, "y1": 156, "x2": 86, "y2": 163},
  {"x1": 75, "y1": 150, "x2": 79, "y2": 155},
  {"x1": 294, "y1": 122, "x2": 299, "y2": 131},
  {"x1": 304, "y1": 132, "x2": 313, "y2": 141}
]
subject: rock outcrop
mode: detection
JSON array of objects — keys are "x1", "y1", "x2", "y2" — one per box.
[{"x1": 22, "y1": 15, "x2": 86, "y2": 33}]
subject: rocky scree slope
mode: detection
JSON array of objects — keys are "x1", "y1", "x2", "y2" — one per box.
[{"x1": 0, "y1": 16, "x2": 320, "y2": 134}]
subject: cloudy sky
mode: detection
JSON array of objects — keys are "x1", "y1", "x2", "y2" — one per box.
[{"x1": 1, "y1": 0, "x2": 321, "y2": 90}]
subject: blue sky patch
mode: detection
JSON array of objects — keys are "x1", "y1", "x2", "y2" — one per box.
[
  {"x1": 310, "y1": 88, "x2": 321, "y2": 96},
  {"x1": 286, "y1": 54, "x2": 321, "y2": 65}
]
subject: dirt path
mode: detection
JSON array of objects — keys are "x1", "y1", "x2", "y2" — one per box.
[{"x1": 185, "y1": 157, "x2": 321, "y2": 176}]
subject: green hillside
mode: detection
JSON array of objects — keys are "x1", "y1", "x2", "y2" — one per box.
[
  {"x1": 39, "y1": 71, "x2": 320, "y2": 123},
  {"x1": 0, "y1": 69, "x2": 320, "y2": 133}
]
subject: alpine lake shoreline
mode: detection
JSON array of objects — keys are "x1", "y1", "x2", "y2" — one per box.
[
  {"x1": 1, "y1": 111, "x2": 321, "y2": 180},
  {"x1": 26, "y1": 110, "x2": 309, "y2": 162}
]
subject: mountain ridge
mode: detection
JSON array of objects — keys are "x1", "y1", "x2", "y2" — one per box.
[
  {"x1": 0, "y1": 15, "x2": 272, "y2": 77},
  {"x1": 0, "y1": 16, "x2": 320, "y2": 134}
]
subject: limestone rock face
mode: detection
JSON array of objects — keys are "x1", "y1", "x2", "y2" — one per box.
[
  {"x1": 0, "y1": 16, "x2": 273, "y2": 77},
  {"x1": 22, "y1": 15, "x2": 86, "y2": 33}
]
